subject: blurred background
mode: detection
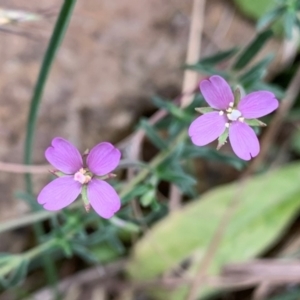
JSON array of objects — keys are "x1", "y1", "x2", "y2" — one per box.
[{"x1": 1, "y1": 0, "x2": 300, "y2": 299}]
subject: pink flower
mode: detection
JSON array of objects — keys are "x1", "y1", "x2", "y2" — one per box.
[
  {"x1": 37, "y1": 137, "x2": 121, "y2": 219},
  {"x1": 188, "y1": 75, "x2": 279, "y2": 160}
]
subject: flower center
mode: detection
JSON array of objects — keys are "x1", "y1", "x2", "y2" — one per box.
[
  {"x1": 227, "y1": 109, "x2": 242, "y2": 121},
  {"x1": 74, "y1": 168, "x2": 91, "y2": 184}
]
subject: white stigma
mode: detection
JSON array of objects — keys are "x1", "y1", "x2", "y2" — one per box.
[
  {"x1": 219, "y1": 111, "x2": 224, "y2": 115},
  {"x1": 229, "y1": 102, "x2": 234, "y2": 107},
  {"x1": 225, "y1": 123, "x2": 230, "y2": 128},
  {"x1": 74, "y1": 171, "x2": 86, "y2": 184},
  {"x1": 227, "y1": 109, "x2": 242, "y2": 121}
]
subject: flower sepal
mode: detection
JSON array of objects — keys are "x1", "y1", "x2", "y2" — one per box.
[
  {"x1": 195, "y1": 107, "x2": 215, "y2": 114},
  {"x1": 233, "y1": 87, "x2": 242, "y2": 106},
  {"x1": 217, "y1": 128, "x2": 229, "y2": 150},
  {"x1": 94, "y1": 173, "x2": 117, "y2": 180},
  {"x1": 245, "y1": 119, "x2": 267, "y2": 127},
  {"x1": 49, "y1": 170, "x2": 65, "y2": 177}
]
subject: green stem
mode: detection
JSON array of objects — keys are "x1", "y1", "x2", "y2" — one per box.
[
  {"x1": 23, "y1": 0, "x2": 77, "y2": 290},
  {"x1": 24, "y1": 0, "x2": 77, "y2": 186}
]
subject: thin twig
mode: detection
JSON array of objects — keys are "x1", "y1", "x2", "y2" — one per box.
[
  {"x1": 0, "y1": 162, "x2": 50, "y2": 173},
  {"x1": 180, "y1": 0, "x2": 206, "y2": 108},
  {"x1": 170, "y1": 0, "x2": 206, "y2": 212}
]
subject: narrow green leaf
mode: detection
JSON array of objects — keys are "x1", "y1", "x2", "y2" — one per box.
[
  {"x1": 15, "y1": 191, "x2": 42, "y2": 211},
  {"x1": 196, "y1": 47, "x2": 239, "y2": 65},
  {"x1": 291, "y1": 130, "x2": 300, "y2": 155},
  {"x1": 140, "y1": 119, "x2": 167, "y2": 150},
  {"x1": 23, "y1": 0, "x2": 77, "y2": 288},
  {"x1": 233, "y1": 29, "x2": 273, "y2": 70},
  {"x1": 122, "y1": 184, "x2": 153, "y2": 204},
  {"x1": 217, "y1": 128, "x2": 229, "y2": 150},
  {"x1": 0, "y1": 258, "x2": 29, "y2": 288},
  {"x1": 252, "y1": 81, "x2": 285, "y2": 99},
  {"x1": 109, "y1": 217, "x2": 140, "y2": 233},
  {"x1": 158, "y1": 168, "x2": 197, "y2": 194},
  {"x1": 245, "y1": 119, "x2": 266, "y2": 127},
  {"x1": 257, "y1": 6, "x2": 285, "y2": 30},
  {"x1": 140, "y1": 189, "x2": 156, "y2": 207},
  {"x1": 269, "y1": 288, "x2": 300, "y2": 300},
  {"x1": 183, "y1": 145, "x2": 246, "y2": 170},
  {"x1": 284, "y1": 10, "x2": 296, "y2": 39},
  {"x1": 233, "y1": 87, "x2": 242, "y2": 106},
  {"x1": 57, "y1": 239, "x2": 73, "y2": 258},
  {"x1": 184, "y1": 64, "x2": 228, "y2": 77},
  {"x1": 90, "y1": 242, "x2": 121, "y2": 263},
  {"x1": 24, "y1": 0, "x2": 77, "y2": 191},
  {"x1": 239, "y1": 54, "x2": 274, "y2": 86},
  {"x1": 0, "y1": 254, "x2": 13, "y2": 267},
  {"x1": 152, "y1": 96, "x2": 192, "y2": 121},
  {"x1": 73, "y1": 244, "x2": 99, "y2": 264},
  {"x1": 195, "y1": 107, "x2": 215, "y2": 114},
  {"x1": 10, "y1": 258, "x2": 29, "y2": 286},
  {"x1": 107, "y1": 234, "x2": 126, "y2": 254}
]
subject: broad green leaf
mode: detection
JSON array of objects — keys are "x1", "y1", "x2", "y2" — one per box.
[
  {"x1": 233, "y1": 29, "x2": 273, "y2": 70},
  {"x1": 127, "y1": 163, "x2": 300, "y2": 299}
]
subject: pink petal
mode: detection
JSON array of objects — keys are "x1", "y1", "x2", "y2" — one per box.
[
  {"x1": 87, "y1": 179, "x2": 121, "y2": 219},
  {"x1": 45, "y1": 137, "x2": 83, "y2": 174},
  {"x1": 188, "y1": 112, "x2": 227, "y2": 146},
  {"x1": 229, "y1": 121, "x2": 260, "y2": 161},
  {"x1": 37, "y1": 176, "x2": 82, "y2": 211},
  {"x1": 200, "y1": 75, "x2": 234, "y2": 110},
  {"x1": 86, "y1": 142, "x2": 121, "y2": 176},
  {"x1": 238, "y1": 91, "x2": 279, "y2": 119}
]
